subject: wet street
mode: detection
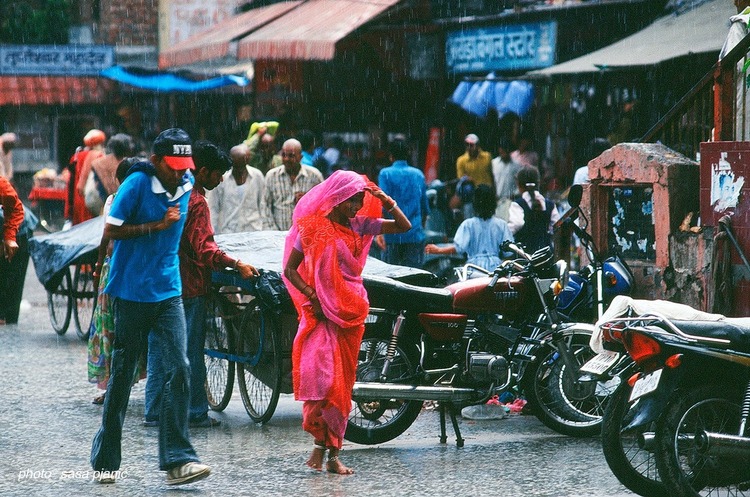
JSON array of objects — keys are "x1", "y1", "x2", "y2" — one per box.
[{"x1": 0, "y1": 261, "x2": 639, "y2": 497}]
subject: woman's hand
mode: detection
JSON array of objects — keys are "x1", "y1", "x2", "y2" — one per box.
[{"x1": 366, "y1": 185, "x2": 395, "y2": 210}]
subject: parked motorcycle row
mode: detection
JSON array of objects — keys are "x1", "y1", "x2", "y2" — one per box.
[
  {"x1": 346, "y1": 184, "x2": 635, "y2": 447},
  {"x1": 590, "y1": 296, "x2": 750, "y2": 497}
]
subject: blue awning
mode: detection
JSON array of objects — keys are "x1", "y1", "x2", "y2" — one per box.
[
  {"x1": 100, "y1": 65, "x2": 249, "y2": 92},
  {"x1": 451, "y1": 75, "x2": 534, "y2": 119}
]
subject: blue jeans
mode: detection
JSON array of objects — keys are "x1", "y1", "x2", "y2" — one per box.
[
  {"x1": 91, "y1": 296, "x2": 199, "y2": 471},
  {"x1": 384, "y1": 242, "x2": 424, "y2": 268},
  {"x1": 145, "y1": 296, "x2": 209, "y2": 422}
]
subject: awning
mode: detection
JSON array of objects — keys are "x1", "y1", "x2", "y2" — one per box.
[
  {"x1": 0, "y1": 76, "x2": 113, "y2": 106},
  {"x1": 100, "y1": 66, "x2": 249, "y2": 92},
  {"x1": 237, "y1": 0, "x2": 403, "y2": 61},
  {"x1": 158, "y1": 1, "x2": 303, "y2": 69},
  {"x1": 527, "y1": 0, "x2": 734, "y2": 77}
]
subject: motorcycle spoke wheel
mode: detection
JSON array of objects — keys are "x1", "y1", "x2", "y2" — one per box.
[
  {"x1": 601, "y1": 381, "x2": 667, "y2": 496},
  {"x1": 527, "y1": 329, "x2": 617, "y2": 437},
  {"x1": 656, "y1": 385, "x2": 750, "y2": 497},
  {"x1": 204, "y1": 293, "x2": 235, "y2": 412},
  {"x1": 345, "y1": 337, "x2": 423, "y2": 445}
]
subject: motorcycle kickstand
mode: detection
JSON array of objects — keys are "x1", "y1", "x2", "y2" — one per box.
[{"x1": 438, "y1": 402, "x2": 465, "y2": 447}]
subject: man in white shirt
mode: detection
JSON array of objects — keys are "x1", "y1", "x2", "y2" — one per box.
[
  {"x1": 491, "y1": 137, "x2": 521, "y2": 221},
  {"x1": 207, "y1": 144, "x2": 265, "y2": 234}
]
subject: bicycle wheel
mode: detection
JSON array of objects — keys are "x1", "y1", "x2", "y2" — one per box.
[
  {"x1": 47, "y1": 269, "x2": 72, "y2": 335},
  {"x1": 204, "y1": 293, "x2": 235, "y2": 411},
  {"x1": 73, "y1": 264, "x2": 96, "y2": 340},
  {"x1": 237, "y1": 305, "x2": 281, "y2": 424}
]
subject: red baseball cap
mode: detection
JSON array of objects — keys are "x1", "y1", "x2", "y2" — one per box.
[{"x1": 153, "y1": 128, "x2": 195, "y2": 170}]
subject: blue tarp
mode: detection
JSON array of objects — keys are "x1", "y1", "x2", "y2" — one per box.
[
  {"x1": 100, "y1": 65, "x2": 249, "y2": 92},
  {"x1": 451, "y1": 75, "x2": 534, "y2": 119}
]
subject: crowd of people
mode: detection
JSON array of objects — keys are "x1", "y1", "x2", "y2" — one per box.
[{"x1": 0, "y1": 120, "x2": 593, "y2": 486}]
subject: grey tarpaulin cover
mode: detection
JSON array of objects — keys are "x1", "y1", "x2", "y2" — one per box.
[
  {"x1": 29, "y1": 226, "x2": 436, "y2": 293},
  {"x1": 214, "y1": 230, "x2": 436, "y2": 285},
  {"x1": 29, "y1": 216, "x2": 104, "y2": 291}
]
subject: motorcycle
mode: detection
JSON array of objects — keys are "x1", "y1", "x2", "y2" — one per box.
[
  {"x1": 597, "y1": 299, "x2": 750, "y2": 496},
  {"x1": 348, "y1": 239, "x2": 607, "y2": 447},
  {"x1": 422, "y1": 178, "x2": 465, "y2": 283},
  {"x1": 555, "y1": 184, "x2": 634, "y2": 324}
]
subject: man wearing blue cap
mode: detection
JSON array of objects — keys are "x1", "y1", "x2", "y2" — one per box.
[{"x1": 90, "y1": 128, "x2": 211, "y2": 486}]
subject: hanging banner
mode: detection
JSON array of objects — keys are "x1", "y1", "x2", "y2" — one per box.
[
  {"x1": 446, "y1": 21, "x2": 557, "y2": 74},
  {"x1": 424, "y1": 127, "x2": 442, "y2": 183}
]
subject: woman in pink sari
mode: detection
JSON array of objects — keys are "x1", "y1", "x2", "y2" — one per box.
[{"x1": 283, "y1": 170, "x2": 411, "y2": 474}]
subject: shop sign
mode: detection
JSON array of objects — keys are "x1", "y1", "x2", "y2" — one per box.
[
  {"x1": 0, "y1": 45, "x2": 114, "y2": 76},
  {"x1": 446, "y1": 21, "x2": 557, "y2": 74}
]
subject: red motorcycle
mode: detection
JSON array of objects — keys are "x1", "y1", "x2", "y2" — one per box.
[{"x1": 347, "y1": 241, "x2": 609, "y2": 446}]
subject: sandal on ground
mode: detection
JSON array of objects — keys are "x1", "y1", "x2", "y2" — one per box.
[
  {"x1": 306, "y1": 443, "x2": 326, "y2": 471},
  {"x1": 92, "y1": 392, "x2": 106, "y2": 405}
]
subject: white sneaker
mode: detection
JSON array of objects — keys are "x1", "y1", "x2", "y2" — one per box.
[{"x1": 166, "y1": 462, "x2": 211, "y2": 485}]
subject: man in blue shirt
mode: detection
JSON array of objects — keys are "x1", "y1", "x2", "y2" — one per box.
[
  {"x1": 90, "y1": 128, "x2": 211, "y2": 486},
  {"x1": 378, "y1": 139, "x2": 429, "y2": 268}
]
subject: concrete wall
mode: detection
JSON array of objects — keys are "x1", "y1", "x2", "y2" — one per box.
[{"x1": 583, "y1": 142, "x2": 705, "y2": 307}]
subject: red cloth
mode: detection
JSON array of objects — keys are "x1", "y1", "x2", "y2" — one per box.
[
  {"x1": 179, "y1": 186, "x2": 235, "y2": 299},
  {"x1": 0, "y1": 177, "x2": 23, "y2": 241},
  {"x1": 69, "y1": 148, "x2": 94, "y2": 224}
]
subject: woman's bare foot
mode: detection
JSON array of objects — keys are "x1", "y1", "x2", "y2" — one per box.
[
  {"x1": 306, "y1": 443, "x2": 326, "y2": 471},
  {"x1": 327, "y1": 450, "x2": 354, "y2": 475}
]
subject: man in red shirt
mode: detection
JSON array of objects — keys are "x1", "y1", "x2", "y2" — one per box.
[
  {"x1": 0, "y1": 176, "x2": 25, "y2": 325},
  {"x1": 144, "y1": 141, "x2": 259, "y2": 427}
]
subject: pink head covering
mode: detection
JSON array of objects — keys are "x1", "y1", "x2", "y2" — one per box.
[{"x1": 282, "y1": 170, "x2": 378, "y2": 319}]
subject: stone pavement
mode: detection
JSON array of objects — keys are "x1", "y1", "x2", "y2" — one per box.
[{"x1": 0, "y1": 259, "x2": 638, "y2": 497}]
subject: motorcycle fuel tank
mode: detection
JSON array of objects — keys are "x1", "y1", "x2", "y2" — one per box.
[{"x1": 447, "y1": 275, "x2": 534, "y2": 318}]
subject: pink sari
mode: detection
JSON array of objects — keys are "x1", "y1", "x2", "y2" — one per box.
[{"x1": 282, "y1": 171, "x2": 380, "y2": 448}]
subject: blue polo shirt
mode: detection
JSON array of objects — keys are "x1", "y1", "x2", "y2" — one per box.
[
  {"x1": 378, "y1": 160, "x2": 429, "y2": 244},
  {"x1": 104, "y1": 171, "x2": 193, "y2": 302}
]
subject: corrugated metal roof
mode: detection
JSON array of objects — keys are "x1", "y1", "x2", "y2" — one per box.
[
  {"x1": 527, "y1": 0, "x2": 734, "y2": 77},
  {"x1": 237, "y1": 0, "x2": 403, "y2": 61},
  {"x1": 159, "y1": 1, "x2": 303, "y2": 69},
  {"x1": 0, "y1": 76, "x2": 113, "y2": 106}
]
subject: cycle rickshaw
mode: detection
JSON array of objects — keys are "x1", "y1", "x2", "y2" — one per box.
[
  {"x1": 205, "y1": 231, "x2": 435, "y2": 424},
  {"x1": 29, "y1": 216, "x2": 103, "y2": 340}
]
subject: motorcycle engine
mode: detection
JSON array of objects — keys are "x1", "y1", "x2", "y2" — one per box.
[{"x1": 468, "y1": 353, "x2": 508, "y2": 383}]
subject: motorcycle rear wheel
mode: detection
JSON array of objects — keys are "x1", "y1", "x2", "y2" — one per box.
[
  {"x1": 601, "y1": 381, "x2": 667, "y2": 497},
  {"x1": 345, "y1": 337, "x2": 423, "y2": 445},
  {"x1": 525, "y1": 328, "x2": 616, "y2": 437},
  {"x1": 655, "y1": 385, "x2": 750, "y2": 497}
]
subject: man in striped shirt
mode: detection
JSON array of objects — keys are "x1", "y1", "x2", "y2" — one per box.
[{"x1": 262, "y1": 138, "x2": 323, "y2": 231}]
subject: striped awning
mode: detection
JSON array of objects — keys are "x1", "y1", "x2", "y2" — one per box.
[
  {"x1": 158, "y1": 1, "x2": 302, "y2": 69},
  {"x1": 237, "y1": 0, "x2": 402, "y2": 61}
]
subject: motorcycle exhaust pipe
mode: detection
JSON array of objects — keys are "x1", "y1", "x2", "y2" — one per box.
[
  {"x1": 352, "y1": 382, "x2": 479, "y2": 402},
  {"x1": 695, "y1": 430, "x2": 750, "y2": 457}
]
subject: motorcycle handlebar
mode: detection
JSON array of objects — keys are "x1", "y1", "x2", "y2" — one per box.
[{"x1": 501, "y1": 240, "x2": 529, "y2": 260}]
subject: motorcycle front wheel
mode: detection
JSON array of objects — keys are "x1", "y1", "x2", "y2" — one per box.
[
  {"x1": 345, "y1": 337, "x2": 423, "y2": 445},
  {"x1": 601, "y1": 381, "x2": 667, "y2": 497},
  {"x1": 655, "y1": 384, "x2": 750, "y2": 497},
  {"x1": 525, "y1": 328, "x2": 618, "y2": 437}
]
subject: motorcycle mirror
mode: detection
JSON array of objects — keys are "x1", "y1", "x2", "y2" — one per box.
[{"x1": 568, "y1": 184, "x2": 583, "y2": 208}]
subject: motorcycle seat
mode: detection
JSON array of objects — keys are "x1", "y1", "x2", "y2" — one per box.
[
  {"x1": 670, "y1": 318, "x2": 750, "y2": 352},
  {"x1": 364, "y1": 275, "x2": 454, "y2": 313}
]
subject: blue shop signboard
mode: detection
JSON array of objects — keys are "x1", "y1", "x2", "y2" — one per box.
[
  {"x1": 0, "y1": 45, "x2": 114, "y2": 76},
  {"x1": 446, "y1": 21, "x2": 557, "y2": 74}
]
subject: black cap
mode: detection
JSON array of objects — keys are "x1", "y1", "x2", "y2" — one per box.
[{"x1": 152, "y1": 128, "x2": 194, "y2": 170}]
